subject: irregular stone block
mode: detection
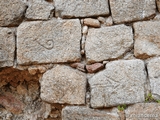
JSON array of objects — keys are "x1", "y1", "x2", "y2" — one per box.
[
  {"x1": 147, "y1": 57, "x2": 160, "y2": 100},
  {"x1": 84, "y1": 18, "x2": 100, "y2": 28},
  {"x1": 89, "y1": 59, "x2": 146, "y2": 108},
  {"x1": 86, "y1": 63, "x2": 104, "y2": 73},
  {"x1": 125, "y1": 103, "x2": 160, "y2": 120},
  {"x1": 54, "y1": 0, "x2": 109, "y2": 18},
  {"x1": 0, "y1": 28, "x2": 15, "y2": 67},
  {"x1": 17, "y1": 19, "x2": 81, "y2": 65},
  {"x1": 134, "y1": 21, "x2": 160, "y2": 59},
  {"x1": 40, "y1": 65, "x2": 86, "y2": 104},
  {"x1": 0, "y1": 0, "x2": 27, "y2": 26},
  {"x1": 110, "y1": 0, "x2": 156, "y2": 24},
  {"x1": 62, "y1": 106, "x2": 120, "y2": 120},
  {"x1": 85, "y1": 24, "x2": 133, "y2": 64},
  {"x1": 25, "y1": 1, "x2": 54, "y2": 20}
]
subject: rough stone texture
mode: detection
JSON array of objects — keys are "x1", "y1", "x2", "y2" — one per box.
[
  {"x1": 85, "y1": 24, "x2": 133, "y2": 64},
  {"x1": 86, "y1": 63, "x2": 104, "y2": 73},
  {"x1": 62, "y1": 106, "x2": 120, "y2": 120},
  {"x1": 0, "y1": 0, "x2": 27, "y2": 26},
  {"x1": 125, "y1": 103, "x2": 160, "y2": 120},
  {"x1": 134, "y1": 21, "x2": 160, "y2": 59},
  {"x1": 70, "y1": 63, "x2": 86, "y2": 72},
  {"x1": 110, "y1": 0, "x2": 156, "y2": 24},
  {"x1": 157, "y1": 0, "x2": 160, "y2": 12},
  {"x1": 89, "y1": 59, "x2": 146, "y2": 108},
  {"x1": 84, "y1": 18, "x2": 100, "y2": 28},
  {"x1": 40, "y1": 65, "x2": 86, "y2": 104},
  {"x1": 0, "y1": 28, "x2": 15, "y2": 67},
  {"x1": 25, "y1": 0, "x2": 54, "y2": 20},
  {"x1": 147, "y1": 57, "x2": 160, "y2": 100},
  {"x1": 17, "y1": 19, "x2": 81, "y2": 65},
  {"x1": 54, "y1": 0, "x2": 110, "y2": 18}
]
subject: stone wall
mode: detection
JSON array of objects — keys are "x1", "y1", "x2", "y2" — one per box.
[{"x1": 0, "y1": 0, "x2": 160, "y2": 120}]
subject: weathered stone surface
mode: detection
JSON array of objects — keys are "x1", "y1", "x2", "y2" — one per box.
[
  {"x1": 0, "y1": 28, "x2": 15, "y2": 67},
  {"x1": 134, "y1": 21, "x2": 160, "y2": 59},
  {"x1": 40, "y1": 65, "x2": 86, "y2": 104},
  {"x1": 105, "y1": 16, "x2": 113, "y2": 26},
  {"x1": 0, "y1": 92, "x2": 25, "y2": 114},
  {"x1": 0, "y1": 0, "x2": 27, "y2": 26},
  {"x1": 110, "y1": 0, "x2": 156, "y2": 24},
  {"x1": 89, "y1": 59, "x2": 146, "y2": 108},
  {"x1": 125, "y1": 103, "x2": 160, "y2": 120},
  {"x1": 17, "y1": 19, "x2": 81, "y2": 65},
  {"x1": 62, "y1": 106, "x2": 120, "y2": 120},
  {"x1": 157, "y1": 0, "x2": 160, "y2": 12},
  {"x1": 85, "y1": 24, "x2": 133, "y2": 64},
  {"x1": 84, "y1": 18, "x2": 100, "y2": 28},
  {"x1": 54, "y1": 0, "x2": 109, "y2": 18},
  {"x1": 147, "y1": 57, "x2": 160, "y2": 100},
  {"x1": 86, "y1": 63, "x2": 104, "y2": 73},
  {"x1": 25, "y1": 0, "x2": 54, "y2": 20},
  {"x1": 70, "y1": 63, "x2": 86, "y2": 72}
]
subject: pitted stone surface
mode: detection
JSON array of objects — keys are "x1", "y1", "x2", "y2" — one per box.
[
  {"x1": 62, "y1": 106, "x2": 120, "y2": 120},
  {"x1": 134, "y1": 21, "x2": 160, "y2": 59},
  {"x1": 17, "y1": 19, "x2": 81, "y2": 65},
  {"x1": 0, "y1": 0, "x2": 27, "y2": 26},
  {"x1": 25, "y1": 0, "x2": 54, "y2": 20},
  {"x1": 89, "y1": 59, "x2": 146, "y2": 108},
  {"x1": 0, "y1": 28, "x2": 15, "y2": 67},
  {"x1": 147, "y1": 57, "x2": 160, "y2": 100},
  {"x1": 85, "y1": 24, "x2": 133, "y2": 64},
  {"x1": 54, "y1": 0, "x2": 109, "y2": 18},
  {"x1": 40, "y1": 65, "x2": 86, "y2": 104},
  {"x1": 125, "y1": 103, "x2": 160, "y2": 120},
  {"x1": 110, "y1": 0, "x2": 156, "y2": 24}
]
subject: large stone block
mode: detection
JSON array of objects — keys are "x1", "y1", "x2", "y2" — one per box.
[
  {"x1": 0, "y1": 28, "x2": 15, "y2": 67},
  {"x1": 54, "y1": 0, "x2": 109, "y2": 18},
  {"x1": 0, "y1": 0, "x2": 27, "y2": 26},
  {"x1": 147, "y1": 57, "x2": 160, "y2": 100},
  {"x1": 134, "y1": 21, "x2": 160, "y2": 59},
  {"x1": 40, "y1": 65, "x2": 86, "y2": 104},
  {"x1": 89, "y1": 59, "x2": 146, "y2": 108},
  {"x1": 62, "y1": 106, "x2": 120, "y2": 120},
  {"x1": 17, "y1": 19, "x2": 81, "y2": 65},
  {"x1": 110, "y1": 0, "x2": 156, "y2": 24},
  {"x1": 25, "y1": 0, "x2": 54, "y2": 20},
  {"x1": 125, "y1": 103, "x2": 160, "y2": 120},
  {"x1": 85, "y1": 25, "x2": 133, "y2": 64}
]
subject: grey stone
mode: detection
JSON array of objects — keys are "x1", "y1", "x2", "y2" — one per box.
[
  {"x1": 147, "y1": 57, "x2": 160, "y2": 100},
  {"x1": 40, "y1": 65, "x2": 86, "y2": 104},
  {"x1": 89, "y1": 59, "x2": 146, "y2": 108},
  {"x1": 85, "y1": 24, "x2": 133, "y2": 64},
  {"x1": 134, "y1": 21, "x2": 160, "y2": 59},
  {"x1": 17, "y1": 19, "x2": 81, "y2": 65},
  {"x1": 62, "y1": 106, "x2": 120, "y2": 120},
  {"x1": 54, "y1": 0, "x2": 109, "y2": 18},
  {"x1": 25, "y1": 0, "x2": 54, "y2": 20},
  {"x1": 0, "y1": 28, "x2": 15, "y2": 67},
  {"x1": 110, "y1": 0, "x2": 156, "y2": 24},
  {"x1": 125, "y1": 103, "x2": 160, "y2": 120},
  {"x1": 0, "y1": 0, "x2": 27, "y2": 26}
]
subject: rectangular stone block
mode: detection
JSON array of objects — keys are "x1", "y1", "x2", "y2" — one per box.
[
  {"x1": 40, "y1": 65, "x2": 86, "y2": 105},
  {"x1": 0, "y1": 28, "x2": 15, "y2": 67},
  {"x1": 125, "y1": 103, "x2": 160, "y2": 120},
  {"x1": 62, "y1": 106, "x2": 120, "y2": 120},
  {"x1": 147, "y1": 57, "x2": 160, "y2": 100},
  {"x1": 110, "y1": 0, "x2": 156, "y2": 23},
  {"x1": 54, "y1": 0, "x2": 109, "y2": 18},
  {"x1": 89, "y1": 59, "x2": 146, "y2": 108},
  {"x1": 134, "y1": 21, "x2": 160, "y2": 59},
  {"x1": 85, "y1": 24, "x2": 133, "y2": 64},
  {"x1": 17, "y1": 19, "x2": 81, "y2": 65}
]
